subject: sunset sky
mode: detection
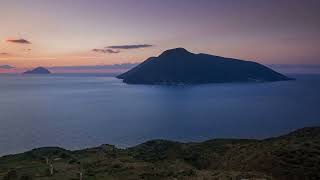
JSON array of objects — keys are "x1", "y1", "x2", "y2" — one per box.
[{"x1": 0, "y1": 0, "x2": 319, "y2": 72}]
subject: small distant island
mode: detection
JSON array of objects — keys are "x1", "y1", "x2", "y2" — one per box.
[
  {"x1": 23, "y1": 67, "x2": 51, "y2": 74},
  {"x1": 0, "y1": 65, "x2": 14, "y2": 69},
  {"x1": 0, "y1": 127, "x2": 319, "y2": 179},
  {"x1": 118, "y1": 48, "x2": 293, "y2": 85}
]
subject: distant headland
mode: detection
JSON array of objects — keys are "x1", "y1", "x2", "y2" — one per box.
[
  {"x1": 117, "y1": 48, "x2": 294, "y2": 85},
  {"x1": 23, "y1": 67, "x2": 51, "y2": 74}
]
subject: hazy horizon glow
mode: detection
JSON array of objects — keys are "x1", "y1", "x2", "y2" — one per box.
[{"x1": 0, "y1": 0, "x2": 320, "y2": 70}]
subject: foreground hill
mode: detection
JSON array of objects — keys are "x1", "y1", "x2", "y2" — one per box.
[
  {"x1": 117, "y1": 48, "x2": 293, "y2": 84},
  {"x1": 23, "y1": 67, "x2": 51, "y2": 74},
  {"x1": 1, "y1": 127, "x2": 319, "y2": 180}
]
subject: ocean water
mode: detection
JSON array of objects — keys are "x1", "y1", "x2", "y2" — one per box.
[{"x1": 0, "y1": 74, "x2": 319, "y2": 155}]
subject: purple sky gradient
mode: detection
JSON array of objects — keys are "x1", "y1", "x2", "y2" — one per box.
[{"x1": 0, "y1": 0, "x2": 319, "y2": 69}]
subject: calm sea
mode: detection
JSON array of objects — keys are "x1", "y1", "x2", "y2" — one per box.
[{"x1": 0, "y1": 74, "x2": 319, "y2": 155}]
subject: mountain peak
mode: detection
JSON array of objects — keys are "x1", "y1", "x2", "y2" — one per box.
[{"x1": 159, "y1": 48, "x2": 192, "y2": 57}]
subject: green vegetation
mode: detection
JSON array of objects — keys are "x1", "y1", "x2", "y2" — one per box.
[{"x1": 1, "y1": 127, "x2": 320, "y2": 180}]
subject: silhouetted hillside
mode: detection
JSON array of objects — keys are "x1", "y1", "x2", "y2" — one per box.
[
  {"x1": 1, "y1": 127, "x2": 319, "y2": 179},
  {"x1": 118, "y1": 48, "x2": 293, "y2": 84}
]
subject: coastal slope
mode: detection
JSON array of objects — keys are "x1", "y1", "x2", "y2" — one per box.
[{"x1": 1, "y1": 127, "x2": 319, "y2": 179}]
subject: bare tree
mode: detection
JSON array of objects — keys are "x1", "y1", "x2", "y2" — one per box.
[
  {"x1": 44, "y1": 156, "x2": 49, "y2": 165},
  {"x1": 79, "y1": 170, "x2": 83, "y2": 180},
  {"x1": 43, "y1": 156, "x2": 54, "y2": 176},
  {"x1": 49, "y1": 162, "x2": 54, "y2": 176},
  {"x1": 77, "y1": 164, "x2": 84, "y2": 180}
]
